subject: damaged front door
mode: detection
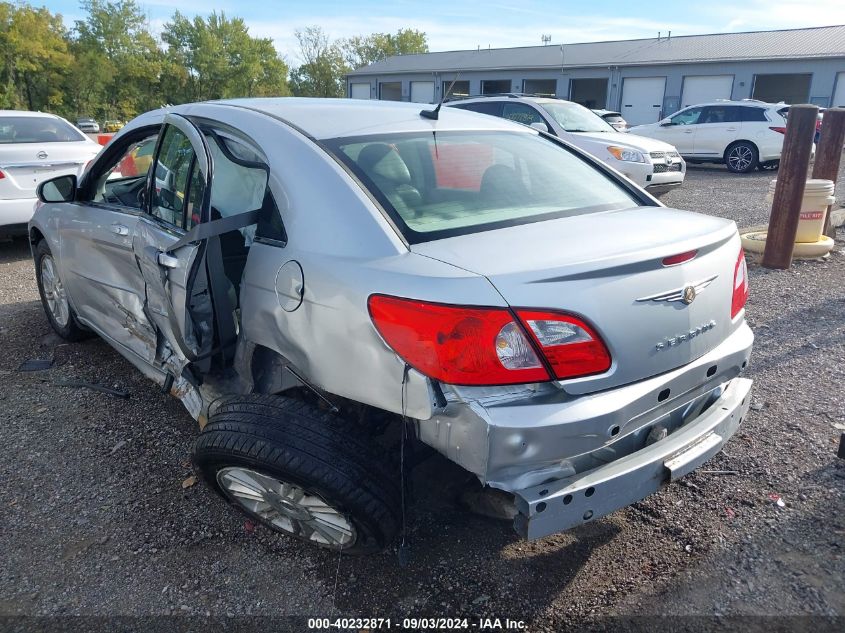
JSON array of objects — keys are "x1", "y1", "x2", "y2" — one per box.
[{"x1": 132, "y1": 114, "x2": 214, "y2": 391}]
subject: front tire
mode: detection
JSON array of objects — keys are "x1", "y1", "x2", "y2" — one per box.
[
  {"x1": 192, "y1": 395, "x2": 401, "y2": 554},
  {"x1": 34, "y1": 240, "x2": 90, "y2": 341},
  {"x1": 725, "y1": 142, "x2": 759, "y2": 173}
]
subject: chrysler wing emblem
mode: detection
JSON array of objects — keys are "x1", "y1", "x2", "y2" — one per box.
[{"x1": 636, "y1": 275, "x2": 718, "y2": 304}]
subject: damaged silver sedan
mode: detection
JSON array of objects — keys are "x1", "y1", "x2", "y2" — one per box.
[{"x1": 29, "y1": 98, "x2": 752, "y2": 553}]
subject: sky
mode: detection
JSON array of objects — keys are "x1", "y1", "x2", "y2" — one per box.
[{"x1": 43, "y1": 0, "x2": 845, "y2": 63}]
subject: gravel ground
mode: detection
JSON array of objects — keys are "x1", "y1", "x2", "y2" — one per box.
[{"x1": 1, "y1": 162, "x2": 844, "y2": 632}]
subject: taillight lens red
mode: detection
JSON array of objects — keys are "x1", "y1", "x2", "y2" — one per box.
[
  {"x1": 769, "y1": 126, "x2": 787, "y2": 134},
  {"x1": 731, "y1": 249, "x2": 749, "y2": 318},
  {"x1": 0, "y1": 169, "x2": 5, "y2": 179},
  {"x1": 515, "y1": 310, "x2": 612, "y2": 379},
  {"x1": 368, "y1": 295, "x2": 612, "y2": 386},
  {"x1": 368, "y1": 295, "x2": 549, "y2": 385}
]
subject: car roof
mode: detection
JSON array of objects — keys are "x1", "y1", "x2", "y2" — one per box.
[
  {"x1": 683, "y1": 100, "x2": 780, "y2": 109},
  {"x1": 0, "y1": 110, "x2": 64, "y2": 119},
  {"x1": 195, "y1": 97, "x2": 532, "y2": 140}
]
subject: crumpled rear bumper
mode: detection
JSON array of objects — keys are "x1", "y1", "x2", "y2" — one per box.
[{"x1": 513, "y1": 376, "x2": 752, "y2": 540}]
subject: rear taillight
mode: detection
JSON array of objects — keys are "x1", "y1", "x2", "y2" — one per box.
[
  {"x1": 0, "y1": 169, "x2": 5, "y2": 179},
  {"x1": 731, "y1": 249, "x2": 749, "y2": 318},
  {"x1": 368, "y1": 295, "x2": 549, "y2": 385},
  {"x1": 368, "y1": 295, "x2": 611, "y2": 386},
  {"x1": 515, "y1": 310, "x2": 612, "y2": 379},
  {"x1": 769, "y1": 126, "x2": 787, "y2": 134}
]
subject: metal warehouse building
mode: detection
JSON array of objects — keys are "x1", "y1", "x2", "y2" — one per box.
[{"x1": 346, "y1": 25, "x2": 845, "y2": 126}]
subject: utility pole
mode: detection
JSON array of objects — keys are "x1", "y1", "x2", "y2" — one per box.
[
  {"x1": 810, "y1": 107, "x2": 845, "y2": 238},
  {"x1": 761, "y1": 104, "x2": 818, "y2": 269}
]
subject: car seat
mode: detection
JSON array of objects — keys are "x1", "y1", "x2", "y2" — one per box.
[{"x1": 356, "y1": 143, "x2": 422, "y2": 217}]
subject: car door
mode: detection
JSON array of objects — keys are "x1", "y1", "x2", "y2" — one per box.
[
  {"x1": 58, "y1": 129, "x2": 161, "y2": 365},
  {"x1": 131, "y1": 114, "x2": 216, "y2": 390},
  {"x1": 653, "y1": 106, "x2": 704, "y2": 154},
  {"x1": 693, "y1": 105, "x2": 742, "y2": 158},
  {"x1": 131, "y1": 113, "x2": 258, "y2": 401}
]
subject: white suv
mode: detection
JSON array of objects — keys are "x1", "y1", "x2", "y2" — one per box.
[
  {"x1": 447, "y1": 96, "x2": 685, "y2": 196},
  {"x1": 629, "y1": 100, "x2": 791, "y2": 173}
]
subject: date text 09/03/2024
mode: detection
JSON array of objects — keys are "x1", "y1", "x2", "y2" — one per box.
[{"x1": 307, "y1": 617, "x2": 528, "y2": 630}]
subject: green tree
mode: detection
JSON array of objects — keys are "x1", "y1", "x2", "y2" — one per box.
[
  {"x1": 72, "y1": 0, "x2": 163, "y2": 120},
  {"x1": 0, "y1": 2, "x2": 72, "y2": 111},
  {"x1": 342, "y1": 28, "x2": 428, "y2": 69},
  {"x1": 162, "y1": 11, "x2": 289, "y2": 103},
  {"x1": 289, "y1": 26, "x2": 349, "y2": 98}
]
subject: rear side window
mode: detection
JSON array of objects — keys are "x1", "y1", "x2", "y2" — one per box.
[
  {"x1": 201, "y1": 132, "x2": 286, "y2": 244},
  {"x1": 0, "y1": 116, "x2": 86, "y2": 143},
  {"x1": 700, "y1": 106, "x2": 742, "y2": 123},
  {"x1": 327, "y1": 130, "x2": 638, "y2": 243},
  {"x1": 452, "y1": 102, "x2": 504, "y2": 117},
  {"x1": 742, "y1": 107, "x2": 769, "y2": 122},
  {"x1": 501, "y1": 103, "x2": 545, "y2": 127}
]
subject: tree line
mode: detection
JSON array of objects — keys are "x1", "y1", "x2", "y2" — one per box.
[{"x1": 0, "y1": 0, "x2": 428, "y2": 122}]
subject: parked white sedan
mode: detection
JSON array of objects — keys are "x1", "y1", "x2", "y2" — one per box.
[{"x1": 0, "y1": 111, "x2": 101, "y2": 236}]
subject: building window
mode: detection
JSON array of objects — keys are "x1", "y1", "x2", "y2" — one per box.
[
  {"x1": 379, "y1": 82, "x2": 402, "y2": 101},
  {"x1": 481, "y1": 79, "x2": 512, "y2": 95},
  {"x1": 443, "y1": 80, "x2": 470, "y2": 99},
  {"x1": 523, "y1": 79, "x2": 556, "y2": 96}
]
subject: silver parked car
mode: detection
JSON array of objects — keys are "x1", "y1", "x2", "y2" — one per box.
[{"x1": 30, "y1": 98, "x2": 753, "y2": 553}]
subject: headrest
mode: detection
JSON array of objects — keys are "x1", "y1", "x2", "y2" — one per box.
[{"x1": 357, "y1": 143, "x2": 411, "y2": 185}]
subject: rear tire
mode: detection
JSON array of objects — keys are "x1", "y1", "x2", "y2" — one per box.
[
  {"x1": 725, "y1": 141, "x2": 759, "y2": 173},
  {"x1": 192, "y1": 394, "x2": 401, "y2": 554},
  {"x1": 34, "y1": 240, "x2": 90, "y2": 341}
]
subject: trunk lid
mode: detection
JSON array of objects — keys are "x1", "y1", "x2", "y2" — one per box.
[
  {"x1": 411, "y1": 206, "x2": 743, "y2": 394},
  {"x1": 0, "y1": 141, "x2": 99, "y2": 199}
]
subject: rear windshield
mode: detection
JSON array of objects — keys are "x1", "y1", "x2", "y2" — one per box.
[
  {"x1": 0, "y1": 116, "x2": 87, "y2": 144},
  {"x1": 326, "y1": 130, "x2": 639, "y2": 243},
  {"x1": 603, "y1": 114, "x2": 625, "y2": 123},
  {"x1": 539, "y1": 102, "x2": 615, "y2": 133}
]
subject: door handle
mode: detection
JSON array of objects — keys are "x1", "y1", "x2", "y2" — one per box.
[
  {"x1": 111, "y1": 224, "x2": 129, "y2": 236},
  {"x1": 157, "y1": 252, "x2": 180, "y2": 268},
  {"x1": 683, "y1": 130, "x2": 693, "y2": 134},
  {"x1": 726, "y1": 127, "x2": 738, "y2": 131}
]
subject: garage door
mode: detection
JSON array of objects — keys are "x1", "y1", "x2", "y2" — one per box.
[
  {"x1": 410, "y1": 81, "x2": 435, "y2": 103},
  {"x1": 350, "y1": 83, "x2": 370, "y2": 99},
  {"x1": 620, "y1": 77, "x2": 666, "y2": 126},
  {"x1": 681, "y1": 75, "x2": 733, "y2": 109},
  {"x1": 833, "y1": 72, "x2": 845, "y2": 107}
]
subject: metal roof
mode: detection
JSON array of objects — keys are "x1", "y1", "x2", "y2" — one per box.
[{"x1": 348, "y1": 25, "x2": 845, "y2": 76}]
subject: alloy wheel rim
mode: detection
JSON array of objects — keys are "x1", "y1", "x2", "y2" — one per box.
[
  {"x1": 40, "y1": 254, "x2": 69, "y2": 327},
  {"x1": 729, "y1": 146, "x2": 753, "y2": 171},
  {"x1": 217, "y1": 467, "x2": 356, "y2": 548}
]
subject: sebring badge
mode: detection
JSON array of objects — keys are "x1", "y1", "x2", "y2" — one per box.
[
  {"x1": 636, "y1": 275, "x2": 718, "y2": 304},
  {"x1": 655, "y1": 320, "x2": 716, "y2": 351}
]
